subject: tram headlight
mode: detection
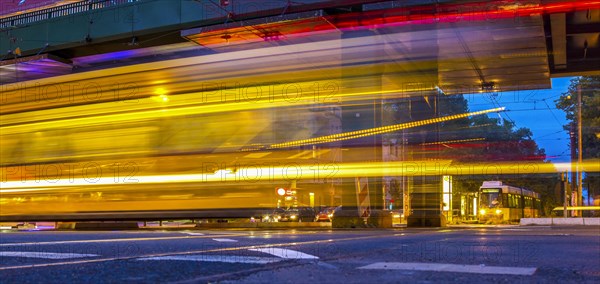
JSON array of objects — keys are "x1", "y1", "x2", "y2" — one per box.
[
  {"x1": 495, "y1": 209, "x2": 502, "y2": 215},
  {"x1": 479, "y1": 209, "x2": 487, "y2": 215}
]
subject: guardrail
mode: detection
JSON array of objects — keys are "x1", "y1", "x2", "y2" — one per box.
[
  {"x1": 0, "y1": 0, "x2": 139, "y2": 29},
  {"x1": 521, "y1": 218, "x2": 600, "y2": 226}
]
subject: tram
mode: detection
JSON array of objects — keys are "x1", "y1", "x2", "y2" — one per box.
[{"x1": 478, "y1": 181, "x2": 541, "y2": 222}]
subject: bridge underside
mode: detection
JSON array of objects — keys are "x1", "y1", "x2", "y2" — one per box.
[{"x1": 1, "y1": 1, "x2": 599, "y2": 86}]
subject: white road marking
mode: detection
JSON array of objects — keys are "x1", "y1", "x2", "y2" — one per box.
[
  {"x1": 212, "y1": 238, "x2": 238, "y2": 242},
  {"x1": 0, "y1": 235, "x2": 380, "y2": 271},
  {"x1": 248, "y1": 248, "x2": 319, "y2": 259},
  {"x1": 0, "y1": 235, "x2": 237, "y2": 247},
  {"x1": 137, "y1": 255, "x2": 282, "y2": 264},
  {"x1": 0, "y1": 251, "x2": 98, "y2": 259},
  {"x1": 358, "y1": 262, "x2": 537, "y2": 276},
  {"x1": 184, "y1": 232, "x2": 205, "y2": 236}
]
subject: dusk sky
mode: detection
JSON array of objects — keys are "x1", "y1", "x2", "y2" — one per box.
[{"x1": 467, "y1": 77, "x2": 573, "y2": 164}]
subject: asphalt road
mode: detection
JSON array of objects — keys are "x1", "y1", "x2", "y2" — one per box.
[{"x1": 1, "y1": 226, "x2": 599, "y2": 283}]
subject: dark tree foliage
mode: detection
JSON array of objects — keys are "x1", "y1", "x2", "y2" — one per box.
[
  {"x1": 555, "y1": 76, "x2": 600, "y2": 205},
  {"x1": 555, "y1": 76, "x2": 600, "y2": 159}
]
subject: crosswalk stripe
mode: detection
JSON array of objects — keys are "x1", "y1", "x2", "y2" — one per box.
[
  {"x1": 0, "y1": 251, "x2": 98, "y2": 259},
  {"x1": 137, "y1": 255, "x2": 282, "y2": 264},
  {"x1": 248, "y1": 248, "x2": 318, "y2": 259},
  {"x1": 358, "y1": 262, "x2": 537, "y2": 275}
]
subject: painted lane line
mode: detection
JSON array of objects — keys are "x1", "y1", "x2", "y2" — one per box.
[
  {"x1": 0, "y1": 251, "x2": 98, "y2": 259},
  {"x1": 249, "y1": 248, "x2": 319, "y2": 259},
  {"x1": 184, "y1": 232, "x2": 205, "y2": 236},
  {"x1": 0, "y1": 234, "x2": 242, "y2": 247},
  {"x1": 358, "y1": 262, "x2": 537, "y2": 276},
  {"x1": 0, "y1": 234, "x2": 380, "y2": 270},
  {"x1": 137, "y1": 255, "x2": 281, "y2": 264},
  {"x1": 212, "y1": 238, "x2": 238, "y2": 242}
]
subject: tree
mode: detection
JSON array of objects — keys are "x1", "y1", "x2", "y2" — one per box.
[
  {"x1": 555, "y1": 76, "x2": 600, "y2": 159},
  {"x1": 435, "y1": 94, "x2": 546, "y2": 163},
  {"x1": 555, "y1": 76, "x2": 600, "y2": 205}
]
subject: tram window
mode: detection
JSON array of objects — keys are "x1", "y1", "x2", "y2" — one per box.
[
  {"x1": 508, "y1": 194, "x2": 521, "y2": 208},
  {"x1": 525, "y1": 197, "x2": 532, "y2": 208}
]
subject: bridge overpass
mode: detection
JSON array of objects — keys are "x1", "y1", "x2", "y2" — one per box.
[{"x1": 2, "y1": 0, "x2": 599, "y2": 83}]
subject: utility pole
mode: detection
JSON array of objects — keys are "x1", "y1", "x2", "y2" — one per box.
[
  {"x1": 570, "y1": 122, "x2": 577, "y2": 216},
  {"x1": 562, "y1": 172, "x2": 568, "y2": 218},
  {"x1": 577, "y1": 85, "x2": 583, "y2": 215}
]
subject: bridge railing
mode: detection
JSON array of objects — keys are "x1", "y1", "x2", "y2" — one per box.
[{"x1": 1, "y1": 0, "x2": 139, "y2": 29}]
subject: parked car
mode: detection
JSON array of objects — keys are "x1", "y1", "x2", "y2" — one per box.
[
  {"x1": 315, "y1": 207, "x2": 336, "y2": 222},
  {"x1": 278, "y1": 209, "x2": 299, "y2": 222},
  {"x1": 330, "y1": 205, "x2": 343, "y2": 221},
  {"x1": 298, "y1": 207, "x2": 316, "y2": 222},
  {"x1": 279, "y1": 207, "x2": 316, "y2": 222},
  {"x1": 262, "y1": 208, "x2": 285, "y2": 222}
]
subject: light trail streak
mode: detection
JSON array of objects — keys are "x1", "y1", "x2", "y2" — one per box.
[
  {"x1": 186, "y1": 1, "x2": 600, "y2": 46},
  {"x1": 268, "y1": 107, "x2": 504, "y2": 149},
  {"x1": 1, "y1": 77, "x2": 433, "y2": 134},
  {"x1": 419, "y1": 138, "x2": 486, "y2": 146},
  {"x1": 1, "y1": 160, "x2": 598, "y2": 192}
]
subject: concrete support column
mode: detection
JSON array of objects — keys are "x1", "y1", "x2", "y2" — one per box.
[{"x1": 333, "y1": 27, "x2": 385, "y2": 228}]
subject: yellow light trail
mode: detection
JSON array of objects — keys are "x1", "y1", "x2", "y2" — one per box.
[
  {"x1": 2, "y1": 159, "x2": 598, "y2": 193},
  {"x1": 420, "y1": 138, "x2": 486, "y2": 146},
  {"x1": 0, "y1": 78, "x2": 434, "y2": 135},
  {"x1": 268, "y1": 107, "x2": 504, "y2": 149}
]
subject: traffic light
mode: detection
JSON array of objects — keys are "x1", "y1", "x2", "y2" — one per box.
[{"x1": 220, "y1": 0, "x2": 229, "y2": 7}]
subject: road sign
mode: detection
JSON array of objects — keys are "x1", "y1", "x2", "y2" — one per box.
[
  {"x1": 356, "y1": 177, "x2": 371, "y2": 217},
  {"x1": 277, "y1": 188, "x2": 286, "y2": 196}
]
